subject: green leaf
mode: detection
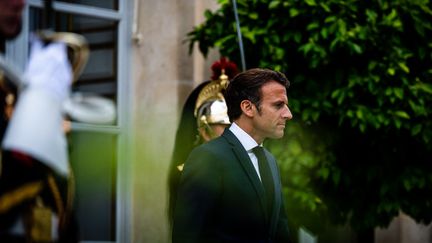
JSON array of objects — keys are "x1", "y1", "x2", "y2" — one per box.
[
  {"x1": 214, "y1": 35, "x2": 235, "y2": 48},
  {"x1": 394, "y1": 111, "x2": 410, "y2": 119},
  {"x1": 307, "y1": 22, "x2": 320, "y2": 31},
  {"x1": 299, "y1": 43, "x2": 314, "y2": 55},
  {"x1": 385, "y1": 87, "x2": 392, "y2": 96},
  {"x1": 330, "y1": 38, "x2": 339, "y2": 51},
  {"x1": 398, "y1": 62, "x2": 410, "y2": 73},
  {"x1": 294, "y1": 32, "x2": 302, "y2": 43},
  {"x1": 319, "y1": 167, "x2": 329, "y2": 180},
  {"x1": 387, "y1": 68, "x2": 396, "y2": 76},
  {"x1": 331, "y1": 89, "x2": 340, "y2": 99},
  {"x1": 394, "y1": 119, "x2": 402, "y2": 129},
  {"x1": 217, "y1": 0, "x2": 229, "y2": 4},
  {"x1": 324, "y1": 16, "x2": 337, "y2": 23},
  {"x1": 385, "y1": 9, "x2": 398, "y2": 23},
  {"x1": 360, "y1": 123, "x2": 366, "y2": 132},
  {"x1": 249, "y1": 12, "x2": 258, "y2": 19},
  {"x1": 393, "y1": 19, "x2": 402, "y2": 29},
  {"x1": 366, "y1": 9, "x2": 377, "y2": 23},
  {"x1": 338, "y1": 19, "x2": 347, "y2": 35},
  {"x1": 393, "y1": 88, "x2": 404, "y2": 99},
  {"x1": 368, "y1": 61, "x2": 377, "y2": 71},
  {"x1": 351, "y1": 42, "x2": 363, "y2": 54},
  {"x1": 289, "y1": 8, "x2": 300, "y2": 17},
  {"x1": 275, "y1": 47, "x2": 285, "y2": 59},
  {"x1": 269, "y1": 1, "x2": 280, "y2": 9},
  {"x1": 412, "y1": 124, "x2": 422, "y2": 136},
  {"x1": 321, "y1": 28, "x2": 328, "y2": 38},
  {"x1": 320, "y1": 2, "x2": 331, "y2": 12},
  {"x1": 356, "y1": 109, "x2": 364, "y2": 119},
  {"x1": 305, "y1": 0, "x2": 317, "y2": 6},
  {"x1": 242, "y1": 31, "x2": 256, "y2": 43},
  {"x1": 337, "y1": 92, "x2": 345, "y2": 105},
  {"x1": 301, "y1": 109, "x2": 311, "y2": 121},
  {"x1": 417, "y1": 83, "x2": 432, "y2": 94}
]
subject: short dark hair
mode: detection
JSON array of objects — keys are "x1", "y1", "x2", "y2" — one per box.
[{"x1": 224, "y1": 68, "x2": 290, "y2": 122}]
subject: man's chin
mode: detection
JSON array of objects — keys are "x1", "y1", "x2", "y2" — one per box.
[{"x1": 271, "y1": 131, "x2": 285, "y2": 139}]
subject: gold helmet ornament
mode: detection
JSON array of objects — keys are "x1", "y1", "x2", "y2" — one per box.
[
  {"x1": 0, "y1": 31, "x2": 89, "y2": 89},
  {"x1": 37, "y1": 31, "x2": 89, "y2": 83},
  {"x1": 194, "y1": 57, "x2": 238, "y2": 140}
]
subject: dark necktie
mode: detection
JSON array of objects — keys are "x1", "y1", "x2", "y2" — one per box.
[{"x1": 253, "y1": 146, "x2": 275, "y2": 215}]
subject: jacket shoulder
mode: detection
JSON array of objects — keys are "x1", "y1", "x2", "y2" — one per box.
[{"x1": 191, "y1": 135, "x2": 230, "y2": 155}]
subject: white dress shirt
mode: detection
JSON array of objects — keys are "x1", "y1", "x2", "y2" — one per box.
[{"x1": 229, "y1": 122, "x2": 262, "y2": 181}]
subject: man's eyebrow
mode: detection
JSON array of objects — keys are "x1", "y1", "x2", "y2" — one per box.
[
  {"x1": 273, "y1": 97, "x2": 288, "y2": 103},
  {"x1": 272, "y1": 100, "x2": 288, "y2": 106}
]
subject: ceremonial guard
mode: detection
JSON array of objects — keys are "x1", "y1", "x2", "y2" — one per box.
[
  {"x1": 0, "y1": 40, "x2": 79, "y2": 242},
  {"x1": 0, "y1": 0, "x2": 89, "y2": 241},
  {"x1": 168, "y1": 57, "x2": 238, "y2": 223}
]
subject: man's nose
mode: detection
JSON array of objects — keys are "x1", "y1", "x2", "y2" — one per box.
[{"x1": 282, "y1": 106, "x2": 293, "y2": 120}]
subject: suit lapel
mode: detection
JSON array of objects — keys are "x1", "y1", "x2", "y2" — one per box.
[{"x1": 222, "y1": 130, "x2": 268, "y2": 219}]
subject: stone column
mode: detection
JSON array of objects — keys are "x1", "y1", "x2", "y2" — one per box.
[{"x1": 130, "y1": 1, "x2": 219, "y2": 242}]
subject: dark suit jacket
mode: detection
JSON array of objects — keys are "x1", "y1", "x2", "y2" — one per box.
[{"x1": 172, "y1": 129, "x2": 291, "y2": 243}]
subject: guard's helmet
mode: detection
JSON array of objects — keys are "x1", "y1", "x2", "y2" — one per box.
[{"x1": 194, "y1": 57, "x2": 238, "y2": 139}]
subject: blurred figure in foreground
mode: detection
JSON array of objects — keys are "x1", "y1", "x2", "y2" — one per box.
[
  {"x1": 168, "y1": 57, "x2": 238, "y2": 223},
  {"x1": 0, "y1": 0, "x2": 77, "y2": 242}
]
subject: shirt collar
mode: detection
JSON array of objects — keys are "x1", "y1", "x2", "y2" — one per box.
[{"x1": 229, "y1": 122, "x2": 259, "y2": 152}]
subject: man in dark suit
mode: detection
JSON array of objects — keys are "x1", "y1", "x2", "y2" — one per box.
[{"x1": 172, "y1": 68, "x2": 293, "y2": 243}]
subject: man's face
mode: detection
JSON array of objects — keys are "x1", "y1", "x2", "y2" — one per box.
[
  {"x1": 251, "y1": 80, "x2": 292, "y2": 143},
  {"x1": 0, "y1": 0, "x2": 25, "y2": 40}
]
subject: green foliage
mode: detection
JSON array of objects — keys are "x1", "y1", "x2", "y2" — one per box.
[
  {"x1": 187, "y1": 0, "x2": 432, "y2": 234},
  {"x1": 187, "y1": 0, "x2": 432, "y2": 145},
  {"x1": 266, "y1": 122, "x2": 350, "y2": 242}
]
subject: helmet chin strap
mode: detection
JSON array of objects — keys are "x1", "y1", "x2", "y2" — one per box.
[{"x1": 202, "y1": 122, "x2": 218, "y2": 142}]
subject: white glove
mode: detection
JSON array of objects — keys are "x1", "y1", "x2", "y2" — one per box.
[
  {"x1": 23, "y1": 37, "x2": 72, "y2": 101},
  {"x1": 2, "y1": 37, "x2": 73, "y2": 176}
]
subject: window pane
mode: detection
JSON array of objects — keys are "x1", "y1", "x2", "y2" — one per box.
[
  {"x1": 29, "y1": 7, "x2": 118, "y2": 124},
  {"x1": 69, "y1": 131, "x2": 117, "y2": 241},
  {"x1": 56, "y1": 0, "x2": 118, "y2": 10}
]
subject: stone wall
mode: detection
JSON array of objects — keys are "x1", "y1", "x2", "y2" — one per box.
[
  {"x1": 130, "y1": 1, "x2": 218, "y2": 242},
  {"x1": 376, "y1": 212, "x2": 432, "y2": 243}
]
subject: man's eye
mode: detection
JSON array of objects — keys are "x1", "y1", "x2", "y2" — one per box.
[{"x1": 275, "y1": 103, "x2": 285, "y2": 108}]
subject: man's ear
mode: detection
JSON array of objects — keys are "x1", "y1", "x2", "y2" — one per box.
[{"x1": 240, "y1": 100, "x2": 255, "y2": 118}]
